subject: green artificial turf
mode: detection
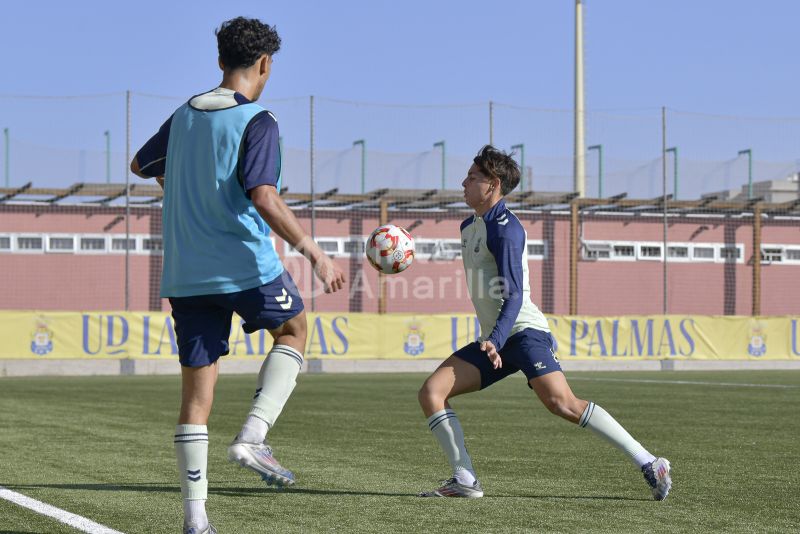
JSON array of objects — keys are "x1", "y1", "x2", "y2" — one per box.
[{"x1": 1, "y1": 371, "x2": 798, "y2": 533}]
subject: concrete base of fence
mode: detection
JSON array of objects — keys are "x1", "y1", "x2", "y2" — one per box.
[{"x1": 2, "y1": 358, "x2": 800, "y2": 378}]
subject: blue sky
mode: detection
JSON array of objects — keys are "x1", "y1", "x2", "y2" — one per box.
[
  {"x1": 4, "y1": 0, "x2": 796, "y2": 111},
  {"x1": 1, "y1": 0, "x2": 798, "y2": 196}
]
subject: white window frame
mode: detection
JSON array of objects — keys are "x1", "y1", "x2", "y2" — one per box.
[
  {"x1": 108, "y1": 234, "x2": 138, "y2": 254},
  {"x1": 15, "y1": 234, "x2": 45, "y2": 254},
  {"x1": 637, "y1": 242, "x2": 664, "y2": 261},
  {"x1": 715, "y1": 243, "x2": 745, "y2": 264},
  {"x1": 0, "y1": 233, "x2": 12, "y2": 253},
  {"x1": 761, "y1": 243, "x2": 800, "y2": 265},
  {"x1": 139, "y1": 235, "x2": 164, "y2": 255},
  {"x1": 581, "y1": 239, "x2": 747, "y2": 264},
  {"x1": 691, "y1": 244, "x2": 717, "y2": 262},
  {"x1": 46, "y1": 234, "x2": 77, "y2": 254},
  {"x1": 783, "y1": 247, "x2": 800, "y2": 264},
  {"x1": 342, "y1": 237, "x2": 367, "y2": 257},
  {"x1": 611, "y1": 242, "x2": 637, "y2": 262},
  {"x1": 760, "y1": 245, "x2": 783, "y2": 263},
  {"x1": 77, "y1": 234, "x2": 109, "y2": 254},
  {"x1": 581, "y1": 241, "x2": 612, "y2": 261},
  {"x1": 526, "y1": 240, "x2": 548, "y2": 260},
  {"x1": 413, "y1": 238, "x2": 438, "y2": 259},
  {"x1": 414, "y1": 238, "x2": 462, "y2": 260},
  {"x1": 666, "y1": 243, "x2": 692, "y2": 263}
]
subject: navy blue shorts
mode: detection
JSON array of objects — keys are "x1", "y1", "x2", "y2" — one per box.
[
  {"x1": 168, "y1": 271, "x2": 304, "y2": 368},
  {"x1": 453, "y1": 328, "x2": 562, "y2": 389}
]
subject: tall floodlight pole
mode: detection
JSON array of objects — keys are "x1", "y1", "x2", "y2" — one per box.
[
  {"x1": 310, "y1": 95, "x2": 316, "y2": 312},
  {"x1": 104, "y1": 130, "x2": 111, "y2": 183},
  {"x1": 353, "y1": 139, "x2": 366, "y2": 194},
  {"x1": 666, "y1": 147, "x2": 678, "y2": 200},
  {"x1": 662, "y1": 107, "x2": 668, "y2": 315},
  {"x1": 574, "y1": 0, "x2": 586, "y2": 197},
  {"x1": 587, "y1": 144, "x2": 603, "y2": 197},
  {"x1": 3, "y1": 128, "x2": 8, "y2": 187},
  {"x1": 433, "y1": 141, "x2": 446, "y2": 189},
  {"x1": 738, "y1": 149, "x2": 753, "y2": 199},
  {"x1": 511, "y1": 143, "x2": 525, "y2": 192},
  {"x1": 489, "y1": 101, "x2": 494, "y2": 145},
  {"x1": 125, "y1": 90, "x2": 131, "y2": 311}
]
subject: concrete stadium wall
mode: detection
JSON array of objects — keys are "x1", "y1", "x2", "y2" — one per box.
[{"x1": 2, "y1": 358, "x2": 799, "y2": 378}]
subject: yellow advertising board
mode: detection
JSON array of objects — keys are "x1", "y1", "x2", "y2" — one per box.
[{"x1": 2, "y1": 311, "x2": 799, "y2": 361}]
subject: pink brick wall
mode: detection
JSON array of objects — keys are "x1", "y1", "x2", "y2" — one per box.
[{"x1": 1, "y1": 206, "x2": 797, "y2": 315}]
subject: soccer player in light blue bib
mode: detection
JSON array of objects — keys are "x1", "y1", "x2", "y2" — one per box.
[
  {"x1": 417, "y1": 146, "x2": 671, "y2": 500},
  {"x1": 131, "y1": 18, "x2": 346, "y2": 534}
]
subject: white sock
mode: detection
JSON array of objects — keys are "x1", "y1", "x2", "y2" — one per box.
[
  {"x1": 174, "y1": 424, "x2": 208, "y2": 527},
  {"x1": 238, "y1": 414, "x2": 270, "y2": 444},
  {"x1": 183, "y1": 499, "x2": 207, "y2": 530},
  {"x1": 427, "y1": 408, "x2": 477, "y2": 485},
  {"x1": 579, "y1": 402, "x2": 656, "y2": 468},
  {"x1": 248, "y1": 344, "x2": 303, "y2": 429}
]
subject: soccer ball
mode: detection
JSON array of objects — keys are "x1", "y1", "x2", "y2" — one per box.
[{"x1": 366, "y1": 225, "x2": 415, "y2": 274}]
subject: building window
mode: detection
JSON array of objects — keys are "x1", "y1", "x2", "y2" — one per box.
[
  {"x1": 720, "y1": 246, "x2": 741, "y2": 261},
  {"x1": 693, "y1": 246, "x2": 714, "y2": 260},
  {"x1": 527, "y1": 241, "x2": 547, "y2": 259},
  {"x1": 0, "y1": 236, "x2": 10, "y2": 251},
  {"x1": 48, "y1": 236, "x2": 75, "y2": 252},
  {"x1": 432, "y1": 241, "x2": 462, "y2": 260},
  {"x1": 344, "y1": 239, "x2": 365, "y2": 255},
  {"x1": 80, "y1": 237, "x2": 106, "y2": 251},
  {"x1": 318, "y1": 240, "x2": 340, "y2": 254},
  {"x1": 583, "y1": 243, "x2": 611, "y2": 259},
  {"x1": 786, "y1": 249, "x2": 800, "y2": 261},
  {"x1": 614, "y1": 244, "x2": 635, "y2": 258},
  {"x1": 142, "y1": 237, "x2": 163, "y2": 252},
  {"x1": 639, "y1": 245, "x2": 662, "y2": 259},
  {"x1": 17, "y1": 236, "x2": 43, "y2": 250},
  {"x1": 761, "y1": 247, "x2": 783, "y2": 262},
  {"x1": 667, "y1": 246, "x2": 689, "y2": 258},
  {"x1": 111, "y1": 238, "x2": 136, "y2": 251},
  {"x1": 415, "y1": 241, "x2": 436, "y2": 256}
]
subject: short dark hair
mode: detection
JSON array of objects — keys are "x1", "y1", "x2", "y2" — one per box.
[
  {"x1": 216, "y1": 17, "x2": 281, "y2": 70},
  {"x1": 473, "y1": 145, "x2": 520, "y2": 195}
]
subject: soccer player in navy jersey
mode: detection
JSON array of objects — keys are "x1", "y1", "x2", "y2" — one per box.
[
  {"x1": 417, "y1": 146, "x2": 671, "y2": 500},
  {"x1": 131, "y1": 18, "x2": 346, "y2": 534}
]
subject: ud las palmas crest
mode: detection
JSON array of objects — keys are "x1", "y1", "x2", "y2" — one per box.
[
  {"x1": 403, "y1": 318, "x2": 425, "y2": 356},
  {"x1": 31, "y1": 317, "x2": 54, "y2": 356},
  {"x1": 747, "y1": 322, "x2": 767, "y2": 357}
]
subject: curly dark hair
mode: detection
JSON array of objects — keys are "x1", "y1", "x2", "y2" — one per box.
[
  {"x1": 215, "y1": 17, "x2": 281, "y2": 70},
  {"x1": 473, "y1": 145, "x2": 521, "y2": 195}
]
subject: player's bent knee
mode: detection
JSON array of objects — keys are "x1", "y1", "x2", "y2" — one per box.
[{"x1": 418, "y1": 379, "x2": 444, "y2": 409}]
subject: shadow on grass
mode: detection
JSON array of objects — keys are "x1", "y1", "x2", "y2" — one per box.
[
  {"x1": 2, "y1": 483, "x2": 410, "y2": 498},
  {"x1": 2, "y1": 482, "x2": 179, "y2": 493},
  {"x1": 3, "y1": 483, "x2": 651, "y2": 501}
]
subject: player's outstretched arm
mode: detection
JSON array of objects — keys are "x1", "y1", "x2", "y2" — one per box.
[{"x1": 250, "y1": 184, "x2": 346, "y2": 294}]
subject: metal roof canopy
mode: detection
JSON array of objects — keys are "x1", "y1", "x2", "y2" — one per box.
[{"x1": 0, "y1": 183, "x2": 798, "y2": 217}]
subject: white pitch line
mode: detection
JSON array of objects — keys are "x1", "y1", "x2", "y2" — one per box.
[
  {"x1": 0, "y1": 486, "x2": 125, "y2": 534},
  {"x1": 568, "y1": 377, "x2": 799, "y2": 389}
]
